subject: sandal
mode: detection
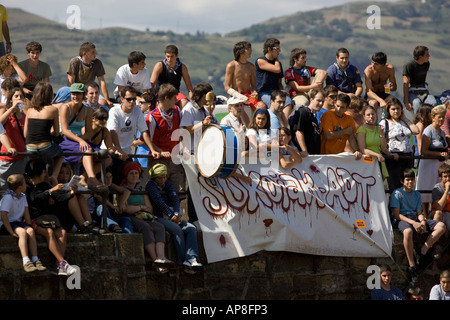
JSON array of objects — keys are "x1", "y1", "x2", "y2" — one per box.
[
  {"x1": 154, "y1": 258, "x2": 174, "y2": 266},
  {"x1": 88, "y1": 184, "x2": 108, "y2": 192},
  {"x1": 109, "y1": 224, "x2": 122, "y2": 233},
  {"x1": 81, "y1": 221, "x2": 106, "y2": 235},
  {"x1": 156, "y1": 267, "x2": 168, "y2": 274},
  {"x1": 87, "y1": 178, "x2": 108, "y2": 192},
  {"x1": 433, "y1": 244, "x2": 443, "y2": 260}
]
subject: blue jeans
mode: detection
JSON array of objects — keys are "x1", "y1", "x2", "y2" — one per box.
[
  {"x1": 157, "y1": 217, "x2": 200, "y2": 264},
  {"x1": 259, "y1": 91, "x2": 293, "y2": 109},
  {"x1": 96, "y1": 205, "x2": 133, "y2": 233},
  {"x1": 26, "y1": 142, "x2": 63, "y2": 176},
  {"x1": 409, "y1": 92, "x2": 437, "y2": 113}
]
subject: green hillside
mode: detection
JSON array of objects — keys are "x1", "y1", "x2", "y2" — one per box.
[{"x1": 6, "y1": 0, "x2": 450, "y2": 100}]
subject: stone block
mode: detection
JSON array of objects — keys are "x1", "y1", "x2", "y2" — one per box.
[
  {"x1": 312, "y1": 255, "x2": 347, "y2": 272},
  {"x1": 243, "y1": 275, "x2": 272, "y2": 299},
  {"x1": 116, "y1": 233, "x2": 145, "y2": 260},
  {"x1": 0, "y1": 276, "x2": 14, "y2": 299},
  {"x1": 0, "y1": 253, "x2": 22, "y2": 270},
  {"x1": 270, "y1": 274, "x2": 294, "y2": 299},
  {"x1": 267, "y1": 251, "x2": 314, "y2": 273},
  {"x1": 21, "y1": 274, "x2": 58, "y2": 300},
  {"x1": 207, "y1": 274, "x2": 246, "y2": 300}
]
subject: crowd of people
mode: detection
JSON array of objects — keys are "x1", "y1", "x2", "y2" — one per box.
[
  {"x1": 0, "y1": 4, "x2": 448, "y2": 296},
  {"x1": 371, "y1": 264, "x2": 450, "y2": 300}
]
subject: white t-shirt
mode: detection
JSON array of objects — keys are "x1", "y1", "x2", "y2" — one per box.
[
  {"x1": 246, "y1": 128, "x2": 275, "y2": 144},
  {"x1": 0, "y1": 192, "x2": 28, "y2": 228},
  {"x1": 106, "y1": 105, "x2": 148, "y2": 155},
  {"x1": 429, "y1": 284, "x2": 450, "y2": 300},
  {"x1": 180, "y1": 101, "x2": 209, "y2": 154},
  {"x1": 113, "y1": 64, "x2": 151, "y2": 98}
]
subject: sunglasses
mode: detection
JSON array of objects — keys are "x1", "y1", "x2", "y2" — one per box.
[{"x1": 124, "y1": 97, "x2": 137, "y2": 102}]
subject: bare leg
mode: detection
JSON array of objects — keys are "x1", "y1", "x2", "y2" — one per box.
[
  {"x1": 421, "y1": 222, "x2": 446, "y2": 255},
  {"x1": 68, "y1": 196, "x2": 87, "y2": 226},
  {"x1": 402, "y1": 228, "x2": 415, "y2": 267},
  {"x1": 93, "y1": 157, "x2": 112, "y2": 176},
  {"x1": 77, "y1": 194, "x2": 92, "y2": 222},
  {"x1": 36, "y1": 227, "x2": 65, "y2": 262},
  {"x1": 50, "y1": 156, "x2": 64, "y2": 186},
  {"x1": 55, "y1": 228, "x2": 67, "y2": 257},
  {"x1": 15, "y1": 228, "x2": 29, "y2": 259},
  {"x1": 422, "y1": 202, "x2": 430, "y2": 218},
  {"x1": 433, "y1": 210, "x2": 443, "y2": 222},
  {"x1": 82, "y1": 154, "x2": 97, "y2": 179},
  {"x1": 26, "y1": 227, "x2": 38, "y2": 257}
]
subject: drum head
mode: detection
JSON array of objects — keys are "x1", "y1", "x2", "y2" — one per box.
[{"x1": 196, "y1": 125, "x2": 225, "y2": 178}]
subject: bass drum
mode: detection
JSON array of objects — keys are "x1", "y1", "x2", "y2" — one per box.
[{"x1": 195, "y1": 124, "x2": 240, "y2": 179}]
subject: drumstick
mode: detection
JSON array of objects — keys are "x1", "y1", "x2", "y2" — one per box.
[{"x1": 205, "y1": 91, "x2": 215, "y2": 115}]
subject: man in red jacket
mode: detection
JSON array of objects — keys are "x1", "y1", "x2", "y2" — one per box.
[{"x1": 146, "y1": 83, "x2": 185, "y2": 196}]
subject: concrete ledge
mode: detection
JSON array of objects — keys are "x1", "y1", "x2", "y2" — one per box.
[{"x1": 0, "y1": 229, "x2": 448, "y2": 300}]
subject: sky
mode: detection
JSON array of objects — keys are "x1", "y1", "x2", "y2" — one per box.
[{"x1": 1, "y1": 0, "x2": 401, "y2": 34}]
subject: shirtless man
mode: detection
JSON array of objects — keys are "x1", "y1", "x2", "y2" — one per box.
[
  {"x1": 224, "y1": 41, "x2": 264, "y2": 125},
  {"x1": 364, "y1": 52, "x2": 396, "y2": 119}
]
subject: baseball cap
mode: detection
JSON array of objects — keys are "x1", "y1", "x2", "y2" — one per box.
[
  {"x1": 227, "y1": 96, "x2": 245, "y2": 105},
  {"x1": 70, "y1": 83, "x2": 86, "y2": 93}
]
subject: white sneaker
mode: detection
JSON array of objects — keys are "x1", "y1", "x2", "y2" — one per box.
[
  {"x1": 58, "y1": 261, "x2": 77, "y2": 276},
  {"x1": 183, "y1": 257, "x2": 203, "y2": 268}
]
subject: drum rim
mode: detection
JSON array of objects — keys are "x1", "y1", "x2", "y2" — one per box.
[{"x1": 195, "y1": 124, "x2": 239, "y2": 179}]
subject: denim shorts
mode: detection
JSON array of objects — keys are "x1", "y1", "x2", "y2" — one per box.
[
  {"x1": 26, "y1": 142, "x2": 63, "y2": 174},
  {"x1": 397, "y1": 216, "x2": 439, "y2": 234},
  {"x1": 0, "y1": 221, "x2": 31, "y2": 235}
]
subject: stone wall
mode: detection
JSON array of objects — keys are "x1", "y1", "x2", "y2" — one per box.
[{"x1": 0, "y1": 230, "x2": 448, "y2": 300}]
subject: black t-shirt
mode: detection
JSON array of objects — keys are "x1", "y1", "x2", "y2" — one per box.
[
  {"x1": 403, "y1": 59, "x2": 430, "y2": 88},
  {"x1": 289, "y1": 106, "x2": 321, "y2": 154}
]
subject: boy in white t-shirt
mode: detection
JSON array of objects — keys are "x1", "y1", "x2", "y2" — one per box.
[
  {"x1": 113, "y1": 51, "x2": 151, "y2": 100},
  {"x1": 0, "y1": 174, "x2": 46, "y2": 272}
]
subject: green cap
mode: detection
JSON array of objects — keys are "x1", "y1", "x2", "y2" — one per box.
[
  {"x1": 148, "y1": 163, "x2": 168, "y2": 179},
  {"x1": 70, "y1": 83, "x2": 86, "y2": 93}
]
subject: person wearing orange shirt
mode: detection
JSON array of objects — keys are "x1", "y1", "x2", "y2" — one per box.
[{"x1": 320, "y1": 93, "x2": 361, "y2": 159}]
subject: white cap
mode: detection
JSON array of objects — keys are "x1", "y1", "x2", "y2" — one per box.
[{"x1": 227, "y1": 96, "x2": 245, "y2": 105}]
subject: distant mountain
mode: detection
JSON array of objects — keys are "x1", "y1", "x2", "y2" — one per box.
[{"x1": 6, "y1": 0, "x2": 450, "y2": 99}]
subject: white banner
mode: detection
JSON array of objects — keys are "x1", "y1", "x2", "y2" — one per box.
[{"x1": 183, "y1": 153, "x2": 393, "y2": 263}]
